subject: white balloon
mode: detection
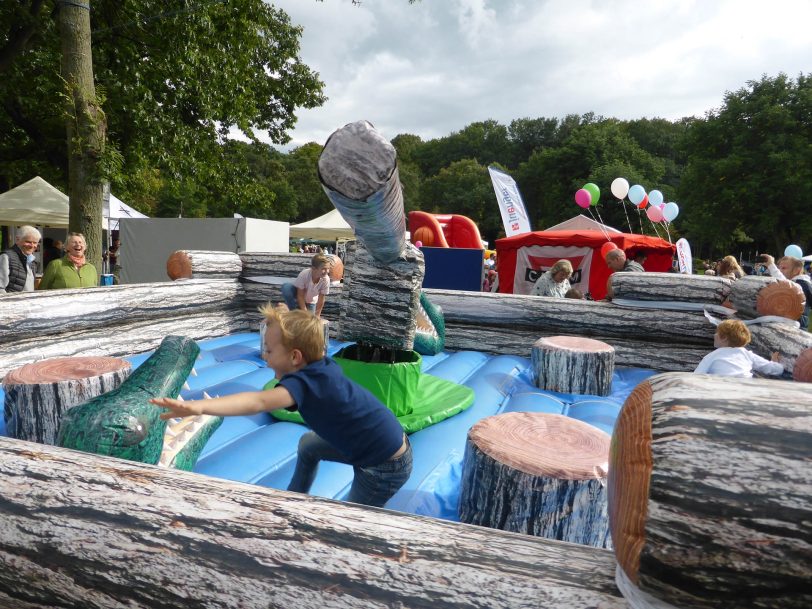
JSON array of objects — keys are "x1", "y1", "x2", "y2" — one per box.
[
  {"x1": 611, "y1": 177, "x2": 630, "y2": 200},
  {"x1": 663, "y1": 202, "x2": 679, "y2": 222}
]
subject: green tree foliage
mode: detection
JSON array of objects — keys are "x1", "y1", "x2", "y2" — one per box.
[
  {"x1": 412, "y1": 120, "x2": 511, "y2": 176},
  {"x1": 282, "y1": 142, "x2": 330, "y2": 223},
  {"x1": 0, "y1": 0, "x2": 325, "y2": 216},
  {"x1": 680, "y1": 73, "x2": 812, "y2": 255}
]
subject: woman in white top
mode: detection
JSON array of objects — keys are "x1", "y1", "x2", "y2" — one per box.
[
  {"x1": 694, "y1": 319, "x2": 783, "y2": 378},
  {"x1": 531, "y1": 259, "x2": 573, "y2": 298}
]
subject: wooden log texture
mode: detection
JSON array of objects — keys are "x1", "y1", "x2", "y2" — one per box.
[
  {"x1": 239, "y1": 251, "x2": 321, "y2": 278},
  {"x1": 610, "y1": 272, "x2": 733, "y2": 304},
  {"x1": 0, "y1": 309, "x2": 249, "y2": 381},
  {"x1": 0, "y1": 279, "x2": 244, "y2": 343},
  {"x1": 792, "y1": 348, "x2": 812, "y2": 382},
  {"x1": 608, "y1": 372, "x2": 812, "y2": 609},
  {"x1": 531, "y1": 336, "x2": 615, "y2": 396},
  {"x1": 755, "y1": 280, "x2": 805, "y2": 319},
  {"x1": 166, "y1": 250, "x2": 242, "y2": 280},
  {"x1": 0, "y1": 437, "x2": 628, "y2": 609},
  {"x1": 318, "y1": 120, "x2": 406, "y2": 264},
  {"x1": 459, "y1": 412, "x2": 611, "y2": 548},
  {"x1": 728, "y1": 275, "x2": 779, "y2": 318},
  {"x1": 337, "y1": 240, "x2": 424, "y2": 349},
  {"x1": 748, "y1": 321, "x2": 812, "y2": 377},
  {"x1": 3, "y1": 357, "x2": 131, "y2": 444}
]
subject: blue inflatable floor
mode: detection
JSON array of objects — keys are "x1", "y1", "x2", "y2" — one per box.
[{"x1": 0, "y1": 332, "x2": 655, "y2": 522}]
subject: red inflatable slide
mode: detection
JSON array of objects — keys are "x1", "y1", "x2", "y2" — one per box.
[{"x1": 408, "y1": 211, "x2": 486, "y2": 249}]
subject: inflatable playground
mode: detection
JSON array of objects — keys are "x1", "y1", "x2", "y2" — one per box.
[{"x1": 1, "y1": 121, "x2": 811, "y2": 608}]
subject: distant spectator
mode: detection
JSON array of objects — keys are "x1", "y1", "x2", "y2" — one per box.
[
  {"x1": 38, "y1": 232, "x2": 98, "y2": 290},
  {"x1": 716, "y1": 255, "x2": 744, "y2": 280},
  {"x1": 1, "y1": 225, "x2": 41, "y2": 293},
  {"x1": 761, "y1": 254, "x2": 812, "y2": 329},
  {"x1": 633, "y1": 251, "x2": 648, "y2": 268},
  {"x1": 485, "y1": 253, "x2": 496, "y2": 270},
  {"x1": 531, "y1": 259, "x2": 573, "y2": 298},
  {"x1": 605, "y1": 249, "x2": 644, "y2": 273},
  {"x1": 483, "y1": 269, "x2": 497, "y2": 292},
  {"x1": 564, "y1": 288, "x2": 584, "y2": 299}
]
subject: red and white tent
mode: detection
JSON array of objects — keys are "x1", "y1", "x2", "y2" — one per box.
[{"x1": 496, "y1": 229, "x2": 675, "y2": 300}]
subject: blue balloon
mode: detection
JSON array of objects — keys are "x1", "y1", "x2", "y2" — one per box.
[
  {"x1": 784, "y1": 244, "x2": 803, "y2": 259},
  {"x1": 628, "y1": 184, "x2": 646, "y2": 205},
  {"x1": 663, "y1": 202, "x2": 679, "y2": 222},
  {"x1": 649, "y1": 190, "x2": 664, "y2": 207}
]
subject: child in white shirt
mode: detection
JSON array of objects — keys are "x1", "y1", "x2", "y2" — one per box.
[{"x1": 694, "y1": 319, "x2": 783, "y2": 378}]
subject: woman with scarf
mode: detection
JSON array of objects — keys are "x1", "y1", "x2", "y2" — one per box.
[{"x1": 38, "y1": 232, "x2": 98, "y2": 290}]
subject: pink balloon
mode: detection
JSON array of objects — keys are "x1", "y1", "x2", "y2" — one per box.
[
  {"x1": 414, "y1": 240, "x2": 423, "y2": 248},
  {"x1": 574, "y1": 188, "x2": 592, "y2": 209},
  {"x1": 658, "y1": 202, "x2": 666, "y2": 209},
  {"x1": 646, "y1": 206, "x2": 664, "y2": 222}
]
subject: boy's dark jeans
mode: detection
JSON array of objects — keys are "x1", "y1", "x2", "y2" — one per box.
[
  {"x1": 281, "y1": 282, "x2": 315, "y2": 313},
  {"x1": 287, "y1": 431, "x2": 412, "y2": 508}
]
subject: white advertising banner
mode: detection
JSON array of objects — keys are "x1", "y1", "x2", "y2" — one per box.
[
  {"x1": 514, "y1": 245, "x2": 594, "y2": 295},
  {"x1": 676, "y1": 238, "x2": 693, "y2": 274},
  {"x1": 488, "y1": 166, "x2": 531, "y2": 237}
]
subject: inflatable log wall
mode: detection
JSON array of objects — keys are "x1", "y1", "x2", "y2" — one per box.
[{"x1": 0, "y1": 437, "x2": 626, "y2": 608}]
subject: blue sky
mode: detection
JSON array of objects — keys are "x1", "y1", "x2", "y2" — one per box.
[{"x1": 266, "y1": 0, "x2": 812, "y2": 149}]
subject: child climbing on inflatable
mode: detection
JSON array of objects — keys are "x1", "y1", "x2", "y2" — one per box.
[
  {"x1": 151, "y1": 304, "x2": 412, "y2": 508},
  {"x1": 694, "y1": 319, "x2": 783, "y2": 378},
  {"x1": 281, "y1": 253, "x2": 332, "y2": 318}
]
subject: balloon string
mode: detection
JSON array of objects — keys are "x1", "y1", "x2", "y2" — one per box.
[
  {"x1": 587, "y1": 207, "x2": 611, "y2": 241},
  {"x1": 621, "y1": 199, "x2": 633, "y2": 234},
  {"x1": 593, "y1": 206, "x2": 612, "y2": 240},
  {"x1": 636, "y1": 207, "x2": 644, "y2": 233},
  {"x1": 664, "y1": 221, "x2": 672, "y2": 244},
  {"x1": 649, "y1": 220, "x2": 662, "y2": 240}
]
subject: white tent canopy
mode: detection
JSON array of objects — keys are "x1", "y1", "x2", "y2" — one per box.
[
  {"x1": 0, "y1": 176, "x2": 69, "y2": 227},
  {"x1": 546, "y1": 214, "x2": 621, "y2": 234},
  {"x1": 0, "y1": 176, "x2": 146, "y2": 230},
  {"x1": 289, "y1": 208, "x2": 354, "y2": 241}
]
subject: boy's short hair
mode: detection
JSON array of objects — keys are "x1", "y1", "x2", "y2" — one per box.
[
  {"x1": 259, "y1": 304, "x2": 325, "y2": 363},
  {"x1": 311, "y1": 253, "x2": 331, "y2": 269},
  {"x1": 564, "y1": 288, "x2": 583, "y2": 299},
  {"x1": 716, "y1": 319, "x2": 751, "y2": 348}
]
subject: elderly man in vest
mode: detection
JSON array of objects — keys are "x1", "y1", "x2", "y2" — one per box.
[{"x1": 1, "y1": 225, "x2": 41, "y2": 293}]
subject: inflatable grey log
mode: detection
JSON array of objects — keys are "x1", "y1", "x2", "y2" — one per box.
[
  {"x1": 0, "y1": 437, "x2": 628, "y2": 609},
  {"x1": 728, "y1": 275, "x2": 780, "y2": 317},
  {"x1": 609, "y1": 372, "x2": 812, "y2": 608},
  {"x1": 318, "y1": 120, "x2": 406, "y2": 264},
  {"x1": 239, "y1": 251, "x2": 317, "y2": 277},
  {"x1": 610, "y1": 272, "x2": 733, "y2": 305},
  {"x1": 0, "y1": 280, "x2": 247, "y2": 380},
  {"x1": 166, "y1": 249, "x2": 242, "y2": 280},
  {"x1": 748, "y1": 321, "x2": 812, "y2": 377}
]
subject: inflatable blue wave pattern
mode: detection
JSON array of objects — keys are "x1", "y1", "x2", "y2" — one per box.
[{"x1": 0, "y1": 333, "x2": 655, "y2": 522}]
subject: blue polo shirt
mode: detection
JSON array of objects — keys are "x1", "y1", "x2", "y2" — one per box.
[{"x1": 278, "y1": 357, "x2": 404, "y2": 467}]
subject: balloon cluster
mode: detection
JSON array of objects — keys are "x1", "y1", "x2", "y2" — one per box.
[
  {"x1": 574, "y1": 182, "x2": 601, "y2": 208},
  {"x1": 610, "y1": 178, "x2": 680, "y2": 223}
]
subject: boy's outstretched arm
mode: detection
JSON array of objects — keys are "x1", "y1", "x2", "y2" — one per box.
[{"x1": 150, "y1": 386, "x2": 295, "y2": 420}]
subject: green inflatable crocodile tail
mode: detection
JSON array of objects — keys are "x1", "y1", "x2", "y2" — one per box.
[
  {"x1": 56, "y1": 335, "x2": 200, "y2": 465},
  {"x1": 413, "y1": 291, "x2": 445, "y2": 356}
]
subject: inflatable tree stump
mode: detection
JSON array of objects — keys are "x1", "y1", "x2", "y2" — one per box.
[
  {"x1": 3, "y1": 356, "x2": 131, "y2": 445},
  {"x1": 459, "y1": 412, "x2": 611, "y2": 548},
  {"x1": 531, "y1": 335, "x2": 615, "y2": 396}
]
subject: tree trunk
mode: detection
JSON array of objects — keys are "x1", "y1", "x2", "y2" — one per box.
[
  {"x1": 3, "y1": 356, "x2": 131, "y2": 444},
  {"x1": 609, "y1": 372, "x2": 812, "y2": 609},
  {"x1": 610, "y1": 272, "x2": 733, "y2": 304},
  {"x1": 59, "y1": 0, "x2": 106, "y2": 272},
  {"x1": 166, "y1": 250, "x2": 243, "y2": 280},
  {"x1": 531, "y1": 335, "x2": 615, "y2": 396},
  {"x1": 459, "y1": 412, "x2": 611, "y2": 548},
  {"x1": 0, "y1": 437, "x2": 628, "y2": 609}
]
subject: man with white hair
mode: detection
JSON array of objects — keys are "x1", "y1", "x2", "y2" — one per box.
[{"x1": 1, "y1": 225, "x2": 41, "y2": 293}]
